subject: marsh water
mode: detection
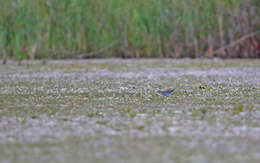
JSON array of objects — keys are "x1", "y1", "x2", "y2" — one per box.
[{"x1": 0, "y1": 59, "x2": 259, "y2": 163}]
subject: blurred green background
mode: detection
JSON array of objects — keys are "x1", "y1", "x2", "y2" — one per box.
[{"x1": 0, "y1": 0, "x2": 259, "y2": 60}]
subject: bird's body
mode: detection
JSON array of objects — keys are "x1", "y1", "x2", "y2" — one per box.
[{"x1": 157, "y1": 89, "x2": 174, "y2": 97}]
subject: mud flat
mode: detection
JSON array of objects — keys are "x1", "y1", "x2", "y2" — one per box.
[{"x1": 0, "y1": 59, "x2": 259, "y2": 163}]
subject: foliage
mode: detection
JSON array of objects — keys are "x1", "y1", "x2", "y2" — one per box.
[{"x1": 0, "y1": 0, "x2": 259, "y2": 59}]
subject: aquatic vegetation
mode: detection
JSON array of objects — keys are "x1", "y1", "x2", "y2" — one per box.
[{"x1": 0, "y1": 59, "x2": 259, "y2": 163}]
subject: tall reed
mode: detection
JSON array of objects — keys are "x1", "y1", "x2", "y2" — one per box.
[{"x1": 0, "y1": 0, "x2": 259, "y2": 59}]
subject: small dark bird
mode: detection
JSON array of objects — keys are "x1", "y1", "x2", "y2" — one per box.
[{"x1": 157, "y1": 89, "x2": 174, "y2": 97}]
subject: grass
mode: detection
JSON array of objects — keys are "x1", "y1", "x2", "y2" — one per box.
[
  {"x1": 0, "y1": 59, "x2": 260, "y2": 163},
  {"x1": 0, "y1": 0, "x2": 259, "y2": 59}
]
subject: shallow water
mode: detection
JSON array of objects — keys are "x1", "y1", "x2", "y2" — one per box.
[{"x1": 0, "y1": 59, "x2": 259, "y2": 163}]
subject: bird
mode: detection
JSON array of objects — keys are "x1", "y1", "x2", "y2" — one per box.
[{"x1": 157, "y1": 89, "x2": 174, "y2": 97}]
